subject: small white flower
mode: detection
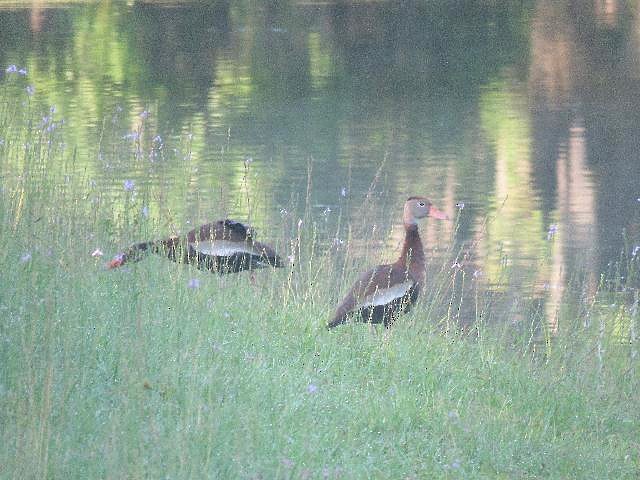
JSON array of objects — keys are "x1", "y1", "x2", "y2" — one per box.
[{"x1": 91, "y1": 248, "x2": 104, "y2": 258}]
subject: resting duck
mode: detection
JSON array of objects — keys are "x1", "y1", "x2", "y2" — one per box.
[
  {"x1": 107, "y1": 219, "x2": 283, "y2": 273},
  {"x1": 328, "y1": 196, "x2": 448, "y2": 328}
]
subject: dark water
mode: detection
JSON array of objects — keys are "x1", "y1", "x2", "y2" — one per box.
[{"x1": 1, "y1": 1, "x2": 639, "y2": 327}]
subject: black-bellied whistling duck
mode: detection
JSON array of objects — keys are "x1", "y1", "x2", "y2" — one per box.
[
  {"x1": 107, "y1": 219, "x2": 283, "y2": 273},
  {"x1": 328, "y1": 196, "x2": 448, "y2": 328}
]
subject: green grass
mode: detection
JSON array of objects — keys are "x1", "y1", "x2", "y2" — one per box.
[
  {"x1": 0, "y1": 93, "x2": 639, "y2": 479},
  {"x1": 1, "y1": 208, "x2": 639, "y2": 479}
]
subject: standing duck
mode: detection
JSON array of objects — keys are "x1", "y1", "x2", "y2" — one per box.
[
  {"x1": 328, "y1": 196, "x2": 448, "y2": 328},
  {"x1": 107, "y1": 219, "x2": 282, "y2": 273}
]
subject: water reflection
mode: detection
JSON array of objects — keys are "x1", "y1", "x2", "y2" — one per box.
[{"x1": 1, "y1": 0, "x2": 639, "y2": 330}]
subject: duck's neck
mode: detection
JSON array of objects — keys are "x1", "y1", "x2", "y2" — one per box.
[{"x1": 397, "y1": 223, "x2": 426, "y2": 283}]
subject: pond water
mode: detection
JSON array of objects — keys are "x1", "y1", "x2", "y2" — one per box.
[{"x1": 1, "y1": 1, "x2": 639, "y2": 328}]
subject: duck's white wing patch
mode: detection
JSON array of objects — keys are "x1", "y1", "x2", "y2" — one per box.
[
  {"x1": 190, "y1": 240, "x2": 256, "y2": 257},
  {"x1": 359, "y1": 280, "x2": 414, "y2": 308}
]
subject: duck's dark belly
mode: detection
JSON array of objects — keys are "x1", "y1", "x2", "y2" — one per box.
[
  {"x1": 191, "y1": 251, "x2": 271, "y2": 273},
  {"x1": 358, "y1": 285, "x2": 420, "y2": 326}
]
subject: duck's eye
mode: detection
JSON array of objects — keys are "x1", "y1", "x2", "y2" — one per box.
[{"x1": 418, "y1": 201, "x2": 425, "y2": 207}]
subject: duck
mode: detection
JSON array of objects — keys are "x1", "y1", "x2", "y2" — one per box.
[
  {"x1": 107, "y1": 219, "x2": 283, "y2": 273},
  {"x1": 328, "y1": 196, "x2": 448, "y2": 328}
]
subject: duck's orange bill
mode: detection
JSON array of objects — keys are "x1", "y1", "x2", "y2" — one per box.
[
  {"x1": 429, "y1": 205, "x2": 449, "y2": 220},
  {"x1": 106, "y1": 257, "x2": 124, "y2": 269}
]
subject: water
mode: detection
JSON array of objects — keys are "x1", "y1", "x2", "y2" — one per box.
[{"x1": 1, "y1": 1, "x2": 639, "y2": 327}]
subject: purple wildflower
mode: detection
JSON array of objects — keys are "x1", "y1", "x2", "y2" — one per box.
[
  {"x1": 18, "y1": 68, "x2": 27, "y2": 76},
  {"x1": 6, "y1": 65, "x2": 17, "y2": 73},
  {"x1": 547, "y1": 224, "x2": 558, "y2": 240},
  {"x1": 456, "y1": 202, "x2": 465, "y2": 210},
  {"x1": 123, "y1": 132, "x2": 139, "y2": 141},
  {"x1": 188, "y1": 278, "x2": 201, "y2": 289},
  {"x1": 632, "y1": 245, "x2": 640, "y2": 257},
  {"x1": 340, "y1": 187, "x2": 347, "y2": 197},
  {"x1": 26, "y1": 85, "x2": 35, "y2": 96},
  {"x1": 123, "y1": 179, "x2": 135, "y2": 191},
  {"x1": 141, "y1": 206, "x2": 149, "y2": 218},
  {"x1": 139, "y1": 110, "x2": 149, "y2": 119},
  {"x1": 306, "y1": 383, "x2": 318, "y2": 394},
  {"x1": 20, "y1": 252, "x2": 32, "y2": 263}
]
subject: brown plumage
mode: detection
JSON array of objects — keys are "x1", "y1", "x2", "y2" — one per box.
[
  {"x1": 107, "y1": 219, "x2": 282, "y2": 273},
  {"x1": 328, "y1": 196, "x2": 448, "y2": 328}
]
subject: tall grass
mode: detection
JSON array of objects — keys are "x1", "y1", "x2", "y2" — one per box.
[{"x1": 1, "y1": 88, "x2": 639, "y2": 479}]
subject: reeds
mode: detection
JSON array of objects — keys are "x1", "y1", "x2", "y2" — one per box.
[{"x1": 1, "y1": 84, "x2": 638, "y2": 479}]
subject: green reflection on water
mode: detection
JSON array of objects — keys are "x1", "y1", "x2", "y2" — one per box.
[{"x1": 1, "y1": 0, "x2": 639, "y2": 302}]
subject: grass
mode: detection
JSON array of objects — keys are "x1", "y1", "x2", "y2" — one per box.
[
  {"x1": 0, "y1": 89, "x2": 639, "y2": 479},
  {"x1": 1, "y1": 244, "x2": 638, "y2": 479}
]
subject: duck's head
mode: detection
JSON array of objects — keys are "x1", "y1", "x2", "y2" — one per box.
[{"x1": 403, "y1": 196, "x2": 448, "y2": 226}]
